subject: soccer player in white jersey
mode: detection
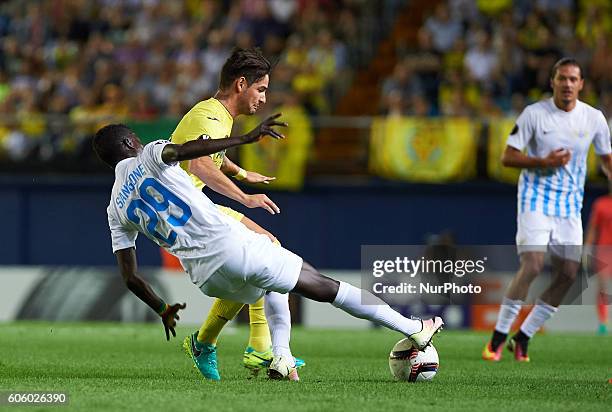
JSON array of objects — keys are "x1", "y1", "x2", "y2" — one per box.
[
  {"x1": 483, "y1": 58, "x2": 612, "y2": 362},
  {"x1": 93, "y1": 123, "x2": 444, "y2": 381}
]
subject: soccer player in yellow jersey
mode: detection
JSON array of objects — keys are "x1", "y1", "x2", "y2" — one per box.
[{"x1": 171, "y1": 48, "x2": 304, "y2": 380}]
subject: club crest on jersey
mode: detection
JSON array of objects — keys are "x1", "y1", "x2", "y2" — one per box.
[{"x1": 198, "y1": 134, "x2": 212, "y2": 140}]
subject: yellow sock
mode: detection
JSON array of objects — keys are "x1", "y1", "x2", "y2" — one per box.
[
  {"x1": 197, "y1": 298, "x2": 244, "y2": 345},
  {"x1": 248, "y1": 297, "x2": 271, "y2": 352}
]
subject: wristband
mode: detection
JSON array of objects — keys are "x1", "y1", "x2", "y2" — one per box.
[
  {"x1": 233, "y1": 168, "x2": 248, "y2": 180},
  {"x1": 156, "y1": 302, "x2": 168, "y2": 316}
]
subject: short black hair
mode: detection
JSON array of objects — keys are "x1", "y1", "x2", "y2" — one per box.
[
  {"x1": 219, "y1": 47, "x2": 271, "y2": 90},
  {"x1": 92, "y1": 123, "x2": 133, "y2": 167},
  {"x1": 551, "y1": 57, "x2": 583, "y2": 80}
]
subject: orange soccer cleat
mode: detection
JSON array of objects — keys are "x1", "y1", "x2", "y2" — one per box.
[
  {"x1": 507, "y1": 337, "x2": 530, "y2": 362},
  {"x1": 482, "y1": 341, "x2": 504, "y2": 361}
]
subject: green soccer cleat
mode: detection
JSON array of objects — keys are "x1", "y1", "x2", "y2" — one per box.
[
  {"x1": 183, "y1": 331, "x2": 220, "y2": 381},
  {"x1": 243, "y1": 346, "x2": 305, "y2": 375}
]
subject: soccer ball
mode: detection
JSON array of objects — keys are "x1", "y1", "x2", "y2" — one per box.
[{"x1": 388, "y1": 338, "x2": 439, "y2": 382}]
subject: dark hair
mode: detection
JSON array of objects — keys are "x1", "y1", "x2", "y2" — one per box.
[
  {"x1": 551, "y1": 57, "x2": 583, "y2": 80},
  {"x1": 92, "y1": 123, "x2": 133, "y2": 166},
  {"x1": 219, "y1": 47, "x2": 271, "y2": 90}
]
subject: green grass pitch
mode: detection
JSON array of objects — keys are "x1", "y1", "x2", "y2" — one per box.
[{"x1": 0, "y1": 322, "x2": 610, "y2": 411}]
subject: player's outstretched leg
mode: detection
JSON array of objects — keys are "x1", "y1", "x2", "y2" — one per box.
[{"x1": 292, "y1": 262, "x2": 443, "y2": 350}]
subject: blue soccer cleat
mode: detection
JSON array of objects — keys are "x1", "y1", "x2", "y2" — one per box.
[{"x1": 183, "y1": 331, "x2": 220, "y2": 381}]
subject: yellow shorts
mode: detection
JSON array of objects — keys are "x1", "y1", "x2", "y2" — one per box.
[{"x1": 216, "y1": 204, "x2": 244, "y2": 221}]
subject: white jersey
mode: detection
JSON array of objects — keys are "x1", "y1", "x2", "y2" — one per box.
[
  {"x1": 107, "y1": 140, "x2": 249, "y2": 285},
  {"x1": 507, "y1": 98, "x2": 611, "y2": 217}
]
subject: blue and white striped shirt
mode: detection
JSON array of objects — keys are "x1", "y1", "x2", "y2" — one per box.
[{"x1": 507, "y1": 99, "x2": 611, "y2": 217}]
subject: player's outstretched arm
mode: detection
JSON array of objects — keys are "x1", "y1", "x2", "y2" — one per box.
[
  {"x1": 162, "y1": 113, "x2": 287, "y2": 165},
  {"x1": 115, "y1": 247, "x2": 186, "y2": 340},
  {"x1": 161, "y1": 134, "x2": 260, "y2": 165},
  {"x1": 502, "y1": 146, "x2": 571, "y2": 169}
]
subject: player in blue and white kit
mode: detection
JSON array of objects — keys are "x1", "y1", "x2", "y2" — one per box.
[
  {"x1": 93, "y1": 122, "x2": 444, "y2": 381},
  {"x1": 483, "y1": 58, "x2": 612, "y2": 362}
]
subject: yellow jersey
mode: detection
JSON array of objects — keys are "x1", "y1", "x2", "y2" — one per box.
[{"x1": 170, "y1": 98, "x2": 234, "y2": 190}]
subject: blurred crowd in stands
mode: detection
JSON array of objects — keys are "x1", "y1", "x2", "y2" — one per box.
[
  {"x1": 380, "y1": 0, "x2": 612, "y2": 119},
  {"x1": 0, "y1": 0, "x2": 395, "y2": 165},
  {"x1": 0, "y1": 0, "x2": 610, "y2": 172}
]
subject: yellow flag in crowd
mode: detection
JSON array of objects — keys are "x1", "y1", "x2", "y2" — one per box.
[
  {"x1": 487, "y1": 117, "x2": 521, "y2": 184},
  {"x1": 239, "y1": 105, "x2": 313, "y2": 190},
  {"x1": 369, "y1": 117, "x2": 477, "y2": 182}
]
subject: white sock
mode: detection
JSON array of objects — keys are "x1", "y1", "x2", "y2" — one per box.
[
  {"x1": 519, "y1": 299, "x2": 558, "y2": 338},
  {"x1": 494, "y1": 297, "x2": 523, "y2": 334},
  {"x1": 264, "y1": 292, "x2": 294, "y2": 363},
  {"x1": 332, "y1": 281, "x2": 421, "y2": 336}
]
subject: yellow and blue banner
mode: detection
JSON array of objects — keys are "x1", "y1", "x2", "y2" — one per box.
[{"x1": 369, "y1": 117, "x2": 478, "y2": 182}]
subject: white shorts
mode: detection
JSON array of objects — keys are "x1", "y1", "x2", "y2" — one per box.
[
  {"x1": 516, "y1": 211, "x2": 582, "y2": 262},
  {"x1": 196, "y1": 232, "x2": 303, "y2": 304}
]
